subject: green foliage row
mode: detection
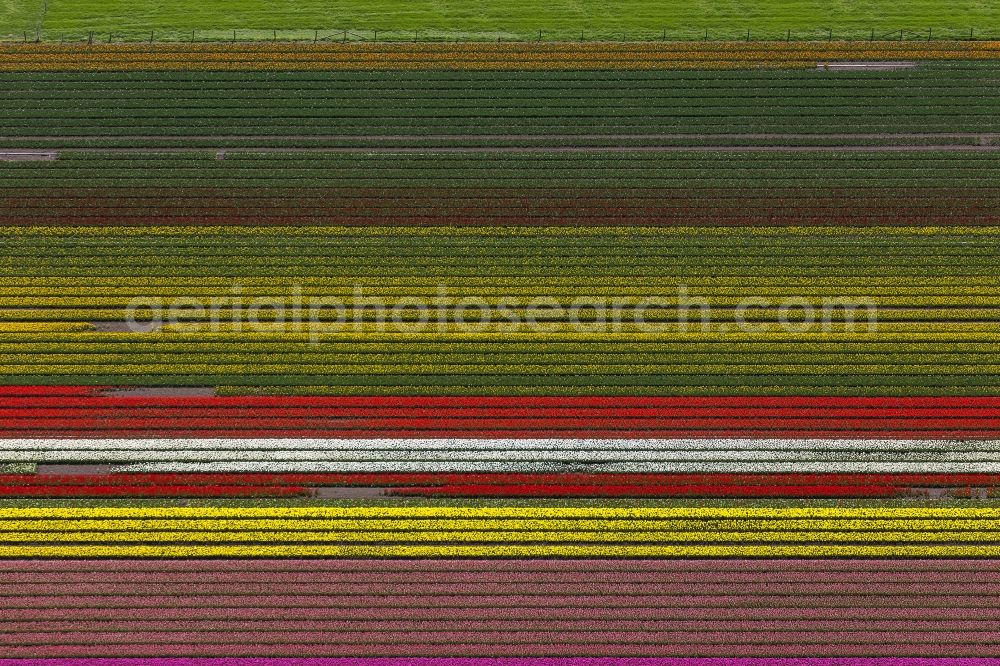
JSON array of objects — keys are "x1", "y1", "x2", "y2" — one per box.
[{"x1": 2, "y1": 66, "x2": 999, "y2": 141}]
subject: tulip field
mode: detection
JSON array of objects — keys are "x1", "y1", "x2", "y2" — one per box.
[
  {"x1": 2, "y1": 28, "x2": 1000, "y2": 661},
  {"x1": 4, "y1": 153, "x2": 1000, "y2": 226},
  {"x1": 5, "y1": 42, "x2": 1000, "y2": 71}
]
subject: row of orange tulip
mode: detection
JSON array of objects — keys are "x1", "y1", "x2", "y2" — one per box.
[{"x1": 1, "y1": 41, "x2": 998, "y2": 70}]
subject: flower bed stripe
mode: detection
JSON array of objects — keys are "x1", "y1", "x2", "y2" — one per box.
[
  {"x1": 0, "y1": 386, "x2": 106, "y2": 396},
  {"x1": 14, "y1": 437, "x2": 1000, "y2": 472},
  {"x1": 8, "y1": 394, "x2": 1000, "y2": 442},
  {"x1": 3, "y1": 42, "x2": 1000, "y2": 73},
  {"x1": 9, "y1": 503, "x2": 1000, "y2": 558},
  {"x1": 3, "y1": 645, "x2": 1000, "y2": 657},
  {"x1": 7, "y1": 561, "x2": 1000, "y2": 655},
  {"x1": 11, "y1": 545, "x2": 1000, "y2": 558},
  {"x1": 5, "y1": 471, "x2": 1000, "y2": 498},
  {"x1": 6, "y1": 187, "x2": 1000, "y2": 227}
]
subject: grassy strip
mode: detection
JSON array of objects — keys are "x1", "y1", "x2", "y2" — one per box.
[{"x1": 19, "y1": 0, "x2": 1000, "y2": 42}]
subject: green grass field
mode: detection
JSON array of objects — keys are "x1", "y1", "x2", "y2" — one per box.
[
  {"x1": 1, "y1": 0, "x2": 43, "y2": 38},
  {"x1": 3, "y1": 0, "x2": 1000, "y2": 42}
]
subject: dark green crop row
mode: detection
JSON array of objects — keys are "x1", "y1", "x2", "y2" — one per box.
[
  {"x1": 0, "y1": 136, "x2": 988, "y2": 150},
  {"x1": 9, "y1": 178, "x2": 993, "y2": 190},
  {"x1": 15, "y1": 152, "x2": 1000, "y2": 166},
  {"x1": 3, "y1": 186, "x2": 995, "y2": 215},
  {"x1": 2, "y1": 66, "x2": 999, "y2": 143},
  {"x1": 7, "y1": 69, "x2": 996, "y2": 97},
  {"x1": 9, "y1": 67, "x2": 998, "y2": 82},
  {"x1": 4, "y1": 119, "x2": 995, "y2": 135},
  {"x1": 2, "y1": 152, "x2": 998, "y2": 189},
  {"x1": 2, "y1": 229, "x2": 1000, "y2": 281},
  {"x1": 2, "y1": 119, "x2": 996, "y2": 137}
]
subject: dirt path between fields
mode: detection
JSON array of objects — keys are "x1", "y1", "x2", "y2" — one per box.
[
  {"x1": 100, "y1": 387, "x2": 217, "y2": 397},
  {"x1": 818, "y1": 61, "x2": 918, "y2": 70},
  {"x1": 0, "y1": 151, "x2": 58, "y2": 161}
]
